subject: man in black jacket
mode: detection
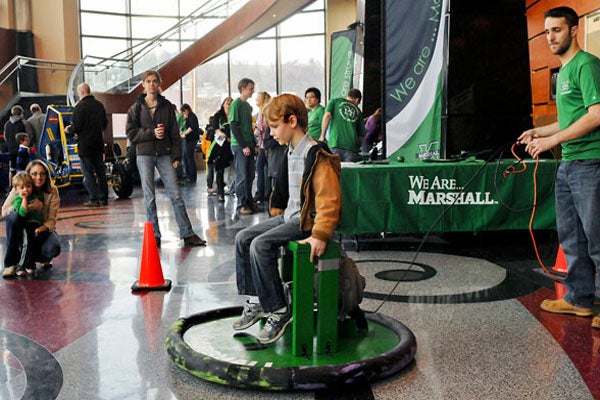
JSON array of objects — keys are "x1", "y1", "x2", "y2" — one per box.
[
  {"x1": 180, "y1": 103, "x2": 202, "y2": 183},
  {"x1": 72, "y1": 82, "x2": 109, "y2": 207}
]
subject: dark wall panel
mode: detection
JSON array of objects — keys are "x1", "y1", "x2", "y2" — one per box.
[
  {"x1": 444, "y1": 0, "x2": 532, "y2": 156},
  {"x1": 15, "y1": 30, "x2": 39, "y2": 92},
  {"x1": 363, "y1": 0, "x2": 381, "y2": 117}
]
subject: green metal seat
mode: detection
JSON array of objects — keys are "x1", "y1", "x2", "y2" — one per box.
[{"x1": 281, "y1": 241, "x2": 340, "y2": 357}]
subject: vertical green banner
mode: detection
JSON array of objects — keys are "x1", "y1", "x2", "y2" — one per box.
[
  {"x1": 385, "y1": 0, "x2": 449, "y2": 160},
  {"x1": 329, "y1": 29, "x2": 356, "y2": 100}
]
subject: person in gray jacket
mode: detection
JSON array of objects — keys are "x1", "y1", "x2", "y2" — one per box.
[
  {"x1": 125, "y1": 70, "x2": 206, "y2": 249},
  {"x1": 27, "y1": 103, "x2": 45, "y2": 150}
]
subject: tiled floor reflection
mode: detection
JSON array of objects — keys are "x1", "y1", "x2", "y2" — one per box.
[{"x1": 0, "y1": 175, "x2": 597, "y2": 399}]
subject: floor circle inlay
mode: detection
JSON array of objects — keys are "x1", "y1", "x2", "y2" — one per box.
[{"x1": 370, "y1": 260, "x2": 437, "y2": 282}]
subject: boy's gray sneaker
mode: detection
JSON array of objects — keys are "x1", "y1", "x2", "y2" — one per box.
[
  {"x1": 232, "y1": 301, "x2": 267, "y2": 330},
  {"x1": 257, "y1": 308, "x2": 293, "y2": 344}
]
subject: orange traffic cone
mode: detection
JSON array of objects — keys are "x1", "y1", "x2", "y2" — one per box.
[
  {"x1": 553, "y1": 245, "x2": 568, "y2": 299},
  {"x1": 139, "y1": 292, "x2": 166, "y2": 353},
  {"x1": 131, "y1": 222, "x2": 172, "y2": 292}
]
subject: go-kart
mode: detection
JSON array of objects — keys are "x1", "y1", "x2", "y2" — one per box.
[{"x1": 39, "y1": 105, "x2": 133, "y2": 198}]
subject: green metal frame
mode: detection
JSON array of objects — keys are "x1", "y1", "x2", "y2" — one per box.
[{"x1": 281, "y1": 241, "x2": 339, "y2": 357}]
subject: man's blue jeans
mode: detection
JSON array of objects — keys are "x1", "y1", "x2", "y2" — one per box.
[
  {"x1": 181, "y1": 140, "x2": 197, "y2": 183},
  {"x1": 136, "y1": 154, "x2": 195, "y2": 239},
  {"x1": 255, "y1": 147, "x2": 270, "y2": 200},
  {"x1": 235, "y1": 215, "x2": 307, "y2": 312},
  {"x1": 556, "y1": 160, "x2": 600, "y2": 308},
  {"x1": 80, "y1": 154, "x2": 108, "y2": 202},
  {"x1": 232, "y1": 145, "x2": 255, "y2": 210}
]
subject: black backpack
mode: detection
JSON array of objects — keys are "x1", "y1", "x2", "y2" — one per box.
[
  {"x1": 205, "y1": 123, "x2": 215, "y2": 142},
  {"x1": 337, "y1": 250, "x2": 368, "y2": 330},
  {"x1": 338, "y1": 250, "x2": 365, "y2": 316}
]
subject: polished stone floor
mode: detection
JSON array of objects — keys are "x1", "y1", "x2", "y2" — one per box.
[{"x1": 0, "y1": 173, "x2": 599, "y2": 399}]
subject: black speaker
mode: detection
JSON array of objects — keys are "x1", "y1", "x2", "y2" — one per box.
[
  {"x1": 363, "y1": 0, "x2": 382, "y2": 118},
  {"x1": 15, "y1": 30, "x2": 39, "y2": 93},
  {"x1": 443, "y1": 0, "x2": 532, "y2": 157}
]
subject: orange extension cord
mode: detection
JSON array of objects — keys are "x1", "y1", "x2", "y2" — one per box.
[{"x1": 505, "y1": 143, "x2": 563, "y2": 282}]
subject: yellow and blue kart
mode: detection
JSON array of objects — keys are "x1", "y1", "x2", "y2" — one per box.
[{"x1": 39, "y1": 105, "x2": 133, "y2": 198}]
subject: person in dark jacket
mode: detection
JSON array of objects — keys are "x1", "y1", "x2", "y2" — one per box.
[
  {"x1": 263, "y1": 120, "x2": 286, "y2": 215},
  {"x1": 72, "y1": 82, "x2": 109, "y2": 207},
  {"x1": 180, "y1": 103, "x2": 202, "y2": 183},
  {"x1": 3, "y1": 105, "x2": 34, "y2": 172},
  {"x1": 15, "y1": 132, "x2": 33, "y2": 172},
  {"x1": 125, "y1": 70, "x2": 206, "y2": 249},
  {"x1": 208, "y1": 97, "x2": 233, "y2": 201}
]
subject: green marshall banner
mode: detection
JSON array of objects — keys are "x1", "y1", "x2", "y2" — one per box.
[
  {"x1": 385, "y1": 0, "x2": 449, "y2": 161},
  {"x1": 329, "y1": 29, "x2": 356, "y2": 100},
  {"x1": 337, "y1": 160, "x2": 557, "y2": 235}
]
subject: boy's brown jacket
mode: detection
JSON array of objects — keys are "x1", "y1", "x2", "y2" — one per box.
[{"x1": 270, "y1": 141, "x2": 342, "y2": 242}]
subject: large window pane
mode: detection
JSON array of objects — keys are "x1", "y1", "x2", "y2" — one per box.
[
  {"x1": 280, "y1": 36, "x2": 325, "y2": 98},
  {"x1": 179, "y1": 0, "x2": 201, "y2": 16},
  {"x1": 180, "y1": 0, "x2": 249, "y2": 17},
  {"x1": 81, "y1": 13, "x2": 127, "y2": 37},
  {"x1": 81, "y1": 37, "x2": 129, "y2": 58},
  {"x1": 131, "y1": 16, "x2": 179, "y2": 40},
  {"x1": 80, "y1": 0, "x2": 126, "y2": 13},
  {"x1": 279, "y1": 11, "x2": 324, "y2": 36},
  {"x1": 197, "y1": 53, "x2": 230, "y2": 124},
  {"x1": 304, "y1": 0, "x2": 325, "y2": 11},
  {"x1": 257, "y1": 28, "x2": 276, "y2": 39},
  {"x1": 133, "y1": 41, "x2": 180, "y2": 75},
  {"x1": 81, "y1": 38, "x2": 131, "y2": 92},
  {"x1": 130, "y1": 0, "x2": 179, "y2": 16},
  {"x1": 179, "y1": 17, "x2": 223, "y2": 41},
  {"x1": 230, "y1": 39, "x2": 277, "y2": 111}
]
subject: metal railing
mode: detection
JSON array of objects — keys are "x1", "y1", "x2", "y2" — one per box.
[{"x1": 0, "y1": 56, "x2": 78, "y2": 95}]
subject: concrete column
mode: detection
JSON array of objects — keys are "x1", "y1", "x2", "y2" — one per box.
[{"x1": 14, "y1": 0, "x2": 32, "y2": 31}]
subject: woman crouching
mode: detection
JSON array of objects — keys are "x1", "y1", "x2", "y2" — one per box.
[{"x1": 2, "y1": 160, "x2": 61, "y2": 277}]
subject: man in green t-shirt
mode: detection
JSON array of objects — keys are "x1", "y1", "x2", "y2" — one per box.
[
  {"x1": 229, "y1": 78, "x2": 261, "y2": 215},
  {"x1": 320, "y1": 88, "x2": 365, "y2": 162},
  {"x1": 174, "y1": 104, "x2": 186, "y2": 184},
  {"x1": 305, "y1": 87, "x2": 325, "y2": 141},
  {"x1": 518, "y1": 6, "x2": 600, "y2": 327}
]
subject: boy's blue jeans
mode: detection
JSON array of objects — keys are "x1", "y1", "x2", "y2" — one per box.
[{"x1": 235, "y1": 215, "x2": 307, "y2": 312}]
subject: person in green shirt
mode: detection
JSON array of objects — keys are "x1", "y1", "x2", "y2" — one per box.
[
  {"x1": 320, "y1": 88, "x2": 365, "y2": 162},
  {"x1": 518, "y1": 6, "x2": 600, "y2": 327},
  {"x1": 174, "y1": 104, "x2": 186, "y2": 184},
  {"x1": 10, "y1": 171, "x2": 43, "y2": 276},
  {"x1": 305, "y1": 87, "x2": 325, "y2": 141},
  {"x1": 229, "y1": 78, "x2": 262, "y2": 215}
]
